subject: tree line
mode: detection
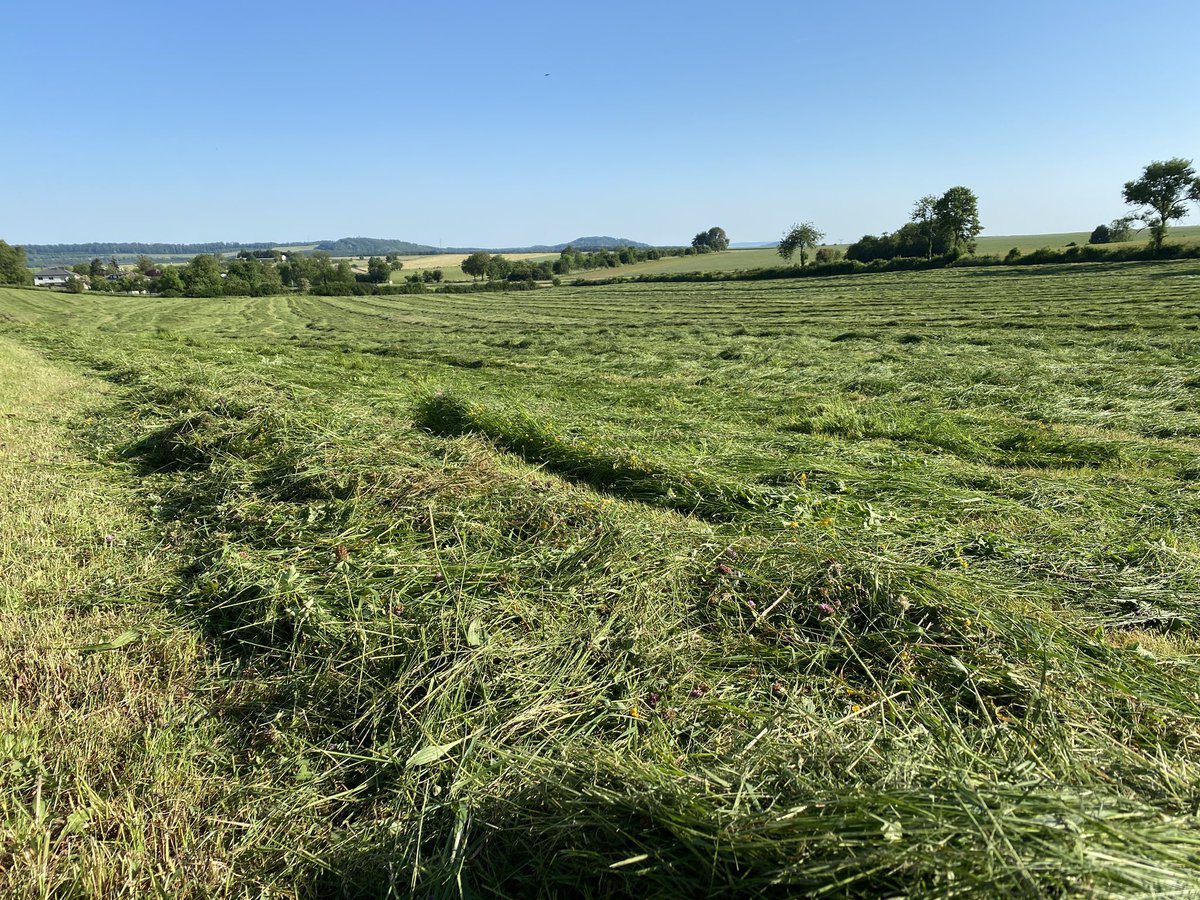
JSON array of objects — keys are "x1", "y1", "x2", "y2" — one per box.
[
  {"x1": 777, "y1": 158, "x2": 1200, "y2": 270},
  {"x1": 4, "y1": 159, "x2": 1199, "y2": 293}
]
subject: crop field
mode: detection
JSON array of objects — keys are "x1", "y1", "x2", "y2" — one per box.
[
  {"x1": 2, "y1": 260, "x2": 1200, "y2": 896},
  {"x1": 375, "y1": 252, "x2": 558, "y2": 283}
]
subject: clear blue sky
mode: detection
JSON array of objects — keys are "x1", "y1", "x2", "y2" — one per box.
[{"x1": 6, "y1": 0, "x2": 1199, "y2": 247}]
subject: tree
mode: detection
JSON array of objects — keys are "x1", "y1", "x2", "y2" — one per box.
[
  {"x1": 225, "y1": 256, "x2": 283, "y2": 296},
  {"x1": 309, "y1": 252, "x2": 355, "y2": 295},
  {"x1": 912, "y1": 195, "x2": 939, "y2": 260},
  {"x1": 0, "y1": 241, "x2": 32, "y2": 286},
  {"x1": 846, "y1": 233, "x2": 897, "y2": 263},
  {"x1": 461, "y1": 251, "x2": 491, "y2": 281},
  {"x1": 89, "y1": 257, "x2": 106, "y2": 278},
  {"x1": 778, "y1": 223, "x2": 824, "y2": 267},
  {"x1": 366, "y1": 256, "x2": 390, "y2": 283},
  {"x1": 1088, "y1": 224, "x2": 1112, "y2": 245},
  {"x1": 486, "y1": 255, "x2": 511, "y2": 282},
  {"x1": 153, "y1": 268, "x2": 184, "y2": 296},
  {"x1": 692, "y1": 226, "x2": 729, "y2": 253},
  {"x1": 1108, "y1": 216, "x2": 1137, "y2": 243},
  {"x1": 934, "y1": 186, "x2": 982, "y2": 256},
  {"x1": 180, "y1": 254, "x2": 225, "y2": 297},
  {"x1": 1122, "y1": 158, "x2": 1200, "y2": 251},
  {"x1": 135, "y1": 254, "x2": 155, "y2": 274}
]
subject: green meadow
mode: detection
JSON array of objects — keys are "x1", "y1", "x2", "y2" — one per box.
[
  {"x1": 564, "y1": 227, "x2": 1200, "y2": 281},
  {"x1": 2, "y1": 260, "x2": 1200, "y2": 896}
]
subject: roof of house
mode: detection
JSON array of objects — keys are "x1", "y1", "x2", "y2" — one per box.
[{"x1": 36, "y1": 267, "x2": 74, "y2": 277}]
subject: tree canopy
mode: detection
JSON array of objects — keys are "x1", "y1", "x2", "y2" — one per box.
[
  {"x1": 691, "y1": 227, "x2": 729, "y2": 253},
  {"x1": 1123, "y1": 158, "x2": 1200, "y2": 251},
  {"x1": 0, "y1": 241, "x2": 32, "y2": 286},
  {"x1": 778, "y1": 223, "x2": 824, "y2": 267},
  {"x1": 461, "y1": 252, "x2": 491, "y2": 281},
  {"x1": 366, "y1": 257, "x2": 391, "y2": 283},
  {"x1": 934, "y1": 186, "x2": 982, "y2": 257}
]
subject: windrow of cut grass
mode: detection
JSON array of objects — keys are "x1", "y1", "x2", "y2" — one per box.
[{"x1": 1, "y1": 260, "x2": 1200, "y2": 895}]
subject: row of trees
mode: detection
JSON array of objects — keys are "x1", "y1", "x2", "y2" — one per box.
[
  {"x1": 461, "y1": 252, "x2": 557, "y2": 282},
  {"x1": 819, "y1": 186, "x2": 984, "y2": 265},
  {"x1": 773, "y1": 158, "x2": 1199, "y2": 270}
]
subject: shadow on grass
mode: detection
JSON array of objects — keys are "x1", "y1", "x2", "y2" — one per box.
[{"x1": 414, "y1": 391, "x2": 757, "y2": 521}]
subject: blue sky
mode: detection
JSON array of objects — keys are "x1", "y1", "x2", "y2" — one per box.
[{"x1": 5, "y1": 0, "x2": 1199, "y2": 247}]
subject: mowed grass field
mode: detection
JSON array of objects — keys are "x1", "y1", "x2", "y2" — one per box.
[{"x1": 2, "y1": 261, "x2": 1200, "y2": 896}]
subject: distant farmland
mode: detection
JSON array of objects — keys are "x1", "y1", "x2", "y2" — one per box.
[{"x1": 567, "y1": 226, "x2": 1200, "y2": 280}]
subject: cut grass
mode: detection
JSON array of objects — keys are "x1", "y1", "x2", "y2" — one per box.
[
  {"x1": 0, "y1": 340, "x2": 251, "y2": 897},
  {"x1": 1, "y1": 259, "x2": 1199, "y2": 895}
]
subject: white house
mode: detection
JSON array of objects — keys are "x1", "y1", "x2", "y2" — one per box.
[{"x1": 33, "y1": 267, "x2": 78, "y2": 287}]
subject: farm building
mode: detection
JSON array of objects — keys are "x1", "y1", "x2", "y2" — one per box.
[{"x1": 33, "y1": 267, "x2": 79, "y2": 287}]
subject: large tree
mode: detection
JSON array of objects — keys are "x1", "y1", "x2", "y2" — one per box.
[
  {"x1": 692, "y1": 227, "x2": 729, "y2": 253},
  {"x1": 461, "y1": 252, "x2": 491, "y2": 281},
  {"x1": 777, "y1": 223, "x2": 824, "y2": 268},
  {"x1": 0, "y1": 241, "x2": 32, "y2": 286},
  {"x1": 366, "y1": 256, "x2": 390, "y2": 283},
  {"x1": 1123, "y1": 158, "x2": 1200, "y2": 251},
  {"x1": 934, "y1": 186, "x2": 982, "y2": 256}
]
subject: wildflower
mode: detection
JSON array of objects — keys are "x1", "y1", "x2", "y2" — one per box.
[
  {"x1": 851, "y1": 705, "x2": 862, "y2": 713},
  {"x1": 716, "y1": 563, "x2": 733, "y2": 576},
  {"x1": 335, "y1": 544, "x2": 350, "y2": 562},
  {"x1": 800, "y1": 472, "x2": 807, "y2": 486},
  {"x1": 725, "y1": 546, "x2": 737, "y2": 559},
  {"x1": 818, "y1": 602, "x2": 835, "y2": 616},
  {"x1": 771, "y1": 680, "x2": 787, "y2": 697},
  {"x1": 644, "y1": 691, "x2": 660, "y2": 708},
  {"x1": 819, "y1": 517, "x2": 833, "y2": 527},
  {"x1": 689, "y1": 684, "x2": 709, "y2": 699},
  {"x1": 103, "y1": 534, "x2": 115, "y2": 547},
  {"x1": 390, "y1": 602, "x2": 406, "y2": 616},
  {"x1": 746, "y1": 599, "x2": 757, "y2": 610},
  {"x1": 629, "y1": 706, "x2": 639, "y2": 719},
  {"x1": 787, "y1": 521, "x2": 799, "y2": 529}
]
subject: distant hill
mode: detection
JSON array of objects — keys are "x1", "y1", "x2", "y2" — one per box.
[
  {"x1": 314, "y1": 237, "x2": 440, "y2": 256},
  {"x1": 525, "y1": 236, "x2": 654, "y2": 252},
  {"x1": 22, "y1": 241, "x2": 291, "y2": 268},
  {"x1": 19, "y1": 234, "x2": 716, "y2": 267},
  {"x1": 312, "y1": 236, "x2": 654, "y2": 256}
]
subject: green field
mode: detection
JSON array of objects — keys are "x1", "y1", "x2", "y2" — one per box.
[
  {"x1": 2, "y1": 261, "x2": 1200, "y2": 896},
  {"x1": 566, "y1": 227, "x2": 1200, "y2": 281}
]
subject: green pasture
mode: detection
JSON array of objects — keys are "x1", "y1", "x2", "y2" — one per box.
[
  {"x1": 566, "y1": 227, "x2": 1200, "y2": 281},
  {"x1": 2, "y1": 260, "x2": 1200, "y2": 896}
]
